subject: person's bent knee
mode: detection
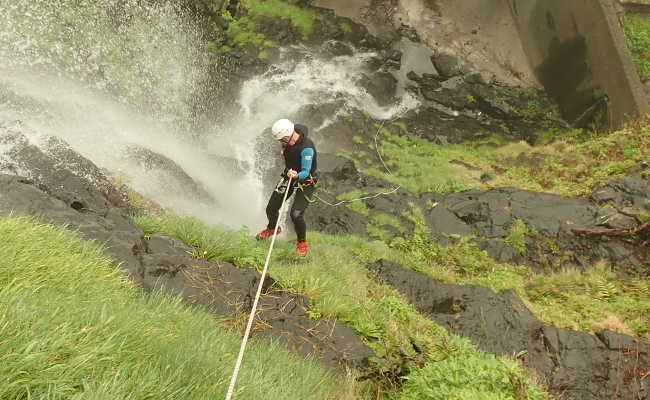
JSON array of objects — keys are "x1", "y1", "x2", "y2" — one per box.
[{"x1": 290, "y1": 209, "x2": 304, "y2": 221}]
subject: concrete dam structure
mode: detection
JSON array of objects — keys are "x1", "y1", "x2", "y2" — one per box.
[
  {"x1": 316, "y1": 0, "x2": 650, "y2": 129},
  {"x1": 509, "y1": 0, "x2": 649, "y2": 129}
]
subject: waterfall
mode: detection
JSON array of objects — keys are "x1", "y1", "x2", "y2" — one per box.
[{"x1": 0, "y1": 0, "x2": 417, "y2": 230}]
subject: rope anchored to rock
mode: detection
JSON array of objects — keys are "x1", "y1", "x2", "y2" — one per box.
[{"x1": 224, "y1": 177, "x2": 292, "y2": 400}]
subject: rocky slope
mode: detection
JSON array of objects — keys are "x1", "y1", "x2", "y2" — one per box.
[
  {"x1": 1, "y1": 1, "x2": 649, "y2": 399},
  {"x1": 0, "y1": 127, "x2": 373, "y2": 372}
]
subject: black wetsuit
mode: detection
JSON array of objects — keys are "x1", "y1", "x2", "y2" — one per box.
[{"x1": 265, "y1": 124, "x2": 318, "y2": 242}]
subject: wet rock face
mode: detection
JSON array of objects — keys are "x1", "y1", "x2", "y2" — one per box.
[
  {"x1": 0, "y1": 128, "x2": 130, "y2": 214},
  {"x1": 367, "y1": 259, "x2": 650, "y2": 400},
  {"x1": 123, "y1": 145, "x2": 221, "y2": 206},
  {"x1": 430, "y1": 53, "x2": 468, "y2": 79},
  {"x1": 306, "y1": 157, "x2": 414, "y2": 236},
  {"x1": 402, "y1": 70, "x2": 568, "y2": 144},
  {"x1": 0, "y1": 139, "x2": 374, "y2": 373},
  {"x1": 358, "y1": 70, "x2": 398, "y2": 106},
  {"x1": 138, "y1": 234, "x2": 374, "y2": 370},
  {"x1": 591, "y1": 173, "x2": 650, "y2": 213},
  {"x1": 308, "y1": 154, "x2": 648, "y2": 274},
  {"x1": 420, "y1": 187, "x2": 649, "y2": 275}
]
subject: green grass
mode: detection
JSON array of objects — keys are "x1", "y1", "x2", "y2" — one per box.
[
  {"x1": 398, "y1": 350, "x2": 539, "y2": 400},
  {"x1": 525, "y1": 263, "x2": 650, "y2": 337},
  {"x1": 0, "y1": 215, "x2": 355, "y2": 400},
  {"x1": 337, "y1": 190, "x2": 371, "y2": 216},
  {"x1": 623, "y1": 13, "x2": 650, "y2": 80},
  {"x1": 389, "y1": 229, "x2": 650, "y2": 339},
  {"x1": 243, "y1": 0, "x2": 320, "y2": 39},
  {"x1": 504, "y1": 219, "x2": 531, "y2": 256},
  {"x1": 135, "y1": 213, "x2": 550, "y2": 399},
  {"x1": 216, "y1": 0, "x2": 321, "y2": 53},
  {"x1": 350, "y1": 119, "x2": 649, "y2": 197},
  {"x1": 362, "y1": 126, "x2": 483, "y2": 195}
]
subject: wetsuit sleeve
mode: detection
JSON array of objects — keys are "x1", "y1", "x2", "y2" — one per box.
[{"x1": 298, "y1": 147, "x2": 314, "y2": 181}]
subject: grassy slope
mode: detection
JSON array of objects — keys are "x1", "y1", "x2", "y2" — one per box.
[
  {"x1": 128, "y1": 106, "x2": 650, "y2": 398},
  {"x1": 337, "y1": 117, "x2": 650, "y2": 338},
  {"x1": 0, "y1": 216, "x2": 354, "y2": 400},
  {"x1": 343, "y1": 117, "x2": 650, "y2": 197},
  {"x1": 135, "y1": 214, "x2": 549, "y2": 400}
]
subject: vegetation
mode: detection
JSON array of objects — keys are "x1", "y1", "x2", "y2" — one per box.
[
  {"x1": 526, "y1": 263, "x2": 650, "y2": 337},
  {"x1": 5, "y1": 125, "x2": 649, "y2": 397},
  {"x1": 4, "y1": 2, "x2": 650, "y2": 399},
  {"x1": 623, "y1": 13, "x2": 650, "y2": 81},
  {"x1": 213, "y1": 0, "x2": 321, "y2": 56},
  {"x1": 135, "y1": 212, "x2": 548, "y2": 399},
  {"x1": 386, "y1": 215, "x2": 650, "y2": 339},
  {"x1": 347, "y1": 117, "x2": 649, "y2": 197},
  {"x1": 0, "y1": 215, "x2": 353, "y2": 399},
  {"x1": 505, "y1": 219, "x2": 531, "y2": 255},
  {"x1": 242, "y1": 0, "x2": 320, "y2": 39}
]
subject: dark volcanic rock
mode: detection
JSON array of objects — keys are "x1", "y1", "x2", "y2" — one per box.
[
  {"x1": 430, "y1": 53, "x2": 466, "y2": 79},
  {"x1": 359, "y1": 71, "x2": 398, "y2": 106},
  {"x1": 123, "y1": 145, "x2": 218, "y2": 205},
  {"x1": 0, "y1": 128, "x2": 130, "y2": 213},
  {"x1": 421, "y1": 188, "x2": 648, "y2": 273},
  {"x1": 306, "y1": 158, "x2": 413, "y2": 236},
  {"x1": 367, "y1": 259, "x2": 650, "y2": 400},
  {"x1": 591, "y1": 173, "x2": 650, "y2": 212},
  {"x1": 306, "y1": 146, "x2": 647, "y2": 274},
  {"x1": 0, "y1": 136, "x2": 374, "y2": 372},
  {"x1": 0, "y1": 173, "x2": 145, "y2": 282},
  {"x1": 403, "y1": 71, "x2": 567, "y2": 144},
  {"x1": 138, "y1": 234, "x2": 374, "y2": 370}
]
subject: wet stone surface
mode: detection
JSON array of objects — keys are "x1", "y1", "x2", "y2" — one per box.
[
  {"x1": 367, "y1": 259, "x2": 650, "y2": 400},
  {"x1": 307, "y1": 155, "x2": 649, "y2": 276},
  {"x1": 0, "y1": 137, "x2": 374, "y2": 373}
]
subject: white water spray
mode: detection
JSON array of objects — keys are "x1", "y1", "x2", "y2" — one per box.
[{"x1": 0, "y1": 1, "x2": 418, "y2": 230}]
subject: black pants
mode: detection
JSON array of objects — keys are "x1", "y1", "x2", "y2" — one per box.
[{"x1": 266, "y1": 181, "x2": 315, "y2": 242}]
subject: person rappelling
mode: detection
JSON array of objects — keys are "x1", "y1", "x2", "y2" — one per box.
[{"x1": 256, "y1": 118, "x2": 318, "y2": 256}]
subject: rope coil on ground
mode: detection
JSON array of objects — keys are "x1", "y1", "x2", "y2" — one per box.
[{"x1": 224, "y1": 177, "x2": 293, "y2": 400}]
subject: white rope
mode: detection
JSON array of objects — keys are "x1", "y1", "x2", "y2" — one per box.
[
  {"x1": 225, "y1": 109, "x2": 407, "y2": 396},
  {"x1": 312, "y1": 115, "x2": 403, "y2": 207},
  {"x1": 224, "y1": 177, "x2": 293, "y2": 400}
]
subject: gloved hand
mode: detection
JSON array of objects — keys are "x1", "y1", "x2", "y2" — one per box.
[{"x1": 287, "y1": 169, "x2": 298, "y2": 179}]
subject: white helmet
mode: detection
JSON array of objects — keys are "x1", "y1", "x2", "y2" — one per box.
[{"x1": 271, "y1": 119, "x2": 294, "y2": 140}]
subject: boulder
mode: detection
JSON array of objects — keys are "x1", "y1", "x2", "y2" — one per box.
[{"x1": 367, "y1": 259, "x2": 650, "y2": 400}]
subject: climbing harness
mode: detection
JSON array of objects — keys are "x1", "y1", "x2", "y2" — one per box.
[
  {"x1": 294, "y1": 175, "x2": 319, "y2": 203},
  {"x1": 224, "y1": 177, "x2": 293, "y2": 400},
  {"x1": 275, "y1": 174, "x2": 317, "y2": 196},
  {"x1": 274, "y1": 176, "x2": 289, "y2": 194}
]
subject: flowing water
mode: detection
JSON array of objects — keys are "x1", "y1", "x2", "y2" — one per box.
[{"x1": 0, "y1": 0, "x2": 417, "y2": 229}]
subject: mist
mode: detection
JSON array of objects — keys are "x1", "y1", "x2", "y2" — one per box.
[{"x1": 0, "y1": 0, "x2": 416, "y2": 231}]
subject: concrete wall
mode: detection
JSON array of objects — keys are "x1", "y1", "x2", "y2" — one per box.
[
  {"x1": 391, "y1": 0, "x2": 542, "y2": 86},
  {"x1": 314, "y1": 0, "x2": 649, "y2": 128},
  {"x1": 507, "y1": 0, "x2": 649, "y2": 128}
]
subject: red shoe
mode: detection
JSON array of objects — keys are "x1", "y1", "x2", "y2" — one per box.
[
  {"x1": 256, "y1": 226, "x2": 281, "y2": 240},
  {"x1": 296, "y1": 241, "x2": 308, "y2": 256}
]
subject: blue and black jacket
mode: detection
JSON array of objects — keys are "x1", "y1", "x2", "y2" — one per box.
[{"x1": 282, "y1": 124, "x2": 318, "y2": 184}]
